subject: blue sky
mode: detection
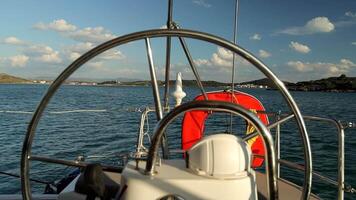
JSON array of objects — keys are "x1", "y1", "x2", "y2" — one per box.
[{"x1": 0, "y1": 0, "x2": 355, "y2": 82}]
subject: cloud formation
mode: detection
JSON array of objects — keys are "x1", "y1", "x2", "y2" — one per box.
[
  {"x1": 192, "y1": 0, "x2": 212, "y2": 8},
  {"x1": 65, "y1": 42, "x2": 125, "y2": 62},
  {"x1": 345, "y1": 11, "x2": 356, "y2": 18},
  {"x1": 278, "y1": 17, "x2": 335, "y2": 35},
  {"x1": 193, "y1": 47, "x2": 233, "y2": 68},
  {"x1": 287, "y1": 59, "x2": 356, "y2": 76},
  {"x1": 24, "y1": 45, "x2": 62, "y2": 63},
  {"x1": 3, "y1": 36, "x2": 26, "y2": 45},
  {"x1": 34, "y1": 19, "x2": 116, "y2": 44},
  {"x1": 259, "y1": 50, "x2": 271, "y2": 58},
  {"x1": 8, "y1": 55, "x2": 29, "y2": 67},
  {"x1": 68, "y1": 27, "x2": 116, "y2": 43},
  {"x1": 29, "y1": 19, "x2": 125, "y2": 71},
  {"x1": 289, "y1": 41, "x2": 311, "y2": 54},
  {"x1": 249, "y1": 33, "x2": 261, "y2": 40},
  {"x1": 34, "y1": 19, "x2": 77, "y2": 32},
  {"x1": 352, "y1": 42, "x2": 356, "y2": 46},
  {"x1": 333, "y1": 11, "x2": 356, "y2": 27}
]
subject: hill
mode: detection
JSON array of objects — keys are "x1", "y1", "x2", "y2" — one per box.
[
  {"x1": 238, "y1": 78, "x2": 292, "y2": 88},
  {"x1": 290, "y1": 74, "x2": 356, "y2": 92},
  {"x1": 0, "y1": 73, "x2": 31, "y2": 84}
]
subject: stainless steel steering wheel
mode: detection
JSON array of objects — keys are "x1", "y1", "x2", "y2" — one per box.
[{"x1": 21, "y1": 29, "x2": 312, "y2": 200}]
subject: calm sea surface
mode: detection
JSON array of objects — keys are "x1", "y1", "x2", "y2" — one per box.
[{"x1": 0, "y1": 84, "x2": 355, "y2": 199}]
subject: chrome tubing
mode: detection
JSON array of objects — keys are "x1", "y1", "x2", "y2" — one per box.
[
  {"x1": 145, "y1": 38, "x2": 169, "y2": 159},
  {"x1": 229, "y1": 0, "x2": 239, "y2": 133},
  {"x1": 243, "y1": 113, "x2": 295, "y2": 141},
  {"x1": 303, "y1": 115, "x2": 345, "y2": 200},
  {"x1": 21, "y1": 29, "x2": 311, "y2": 199},
  {"x1": 173, "y1": 25, "x2": 208, "y2": 100},
  {"x1": 231, "y1": 0, "x2": 239, "y2": 91},
  {"x1": 275, "y1": 112, "x2": 281, "y2": 178},
  {"x1": 163, "y1": 36, "x2": 172, "y2": 109},
  {"x1": 163, "y1": 0, "x2": 173, "y2": 109},
  {"x1": 279, "y1": 159, "x2": 338, "y2": 186},
  {"x1": 145, "y1": 38, "x2": 163, "y2": 120},
  {"x1": 145, "y1": 101, "x2": 278, "y2": 199},
  {"x1": 177, "y1": 36, "x2": 208, "y2": 100}
]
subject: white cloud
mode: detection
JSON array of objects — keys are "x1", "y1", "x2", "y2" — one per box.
[
  {"x1": 211, "y1": 52, "x2": 232, "y2": 67},
  {"x1": 250, "y1": 33, "x2": 261, "y2": 40},
  {"x1": 68, "y1": 42, "x2": 94, "y2": 53},
  {"x1": 287, "y1": 59, "x2": 356, "y2": 76},
  {"x1": 278, "y1": 17, "x2": 335, "y2": 35},
  {"x1": 289, "y1": 41, "x2": 311, "y2": 54},
  {"x1": 259, "y1": 50, "x2": 271, "y2": 58},
  {"x1": 3, "y1": 36, "x2": 26, "y2": 45},
  {"x1": 24, "y1": 45, "x2": 62, "y2": 64},
  {"x1": 87, "y1": 61, "x2": 103, "y2": 69},
  {"x1": 334, "y1": 11, "x2": 356, "y2": 27},
  {"x1": 69, "y1": 52, "x2": 81, "y2": 61},
  {"x1": 34, "y1": 51, "x2": 61, "y2": 63},
  {"x1": 34, "y1": 19, "x2": 116, "y2": 44},
  {"x1": 193, "y1": 47, "x2": 232, "y2": 68},
  {"x1": 345, "y1": 11, "x2": 356, "y2": 18},
  {"x1": 287, "y1": 61, "x2": 311, "y2": 72},
  {"x1": 9, "y1": 55, "x2": 29, "y2": 67},
  {"x1": 68, "y1": 26, "x2": 116, "y2": 43},
  {"x1": 193, "y1": 0, "x2": 212, "y2": 8},
  {"x1": 34, "y1": 19, "x2": 76, "y2": 32},
  {"x1": 216, "y1": 46, "x2": 233, "y2": 60},
  {"x1": 193, "y1": 47, "x2": 254, "y2": 69},
  {"x1": 65, "y1": 42, "x2": 125, "y2": 61},
  {"x1": 100, "y1": 50, "x2": 125, "y2": 60},
  {"x1": 194, "y1": 59, "x2": 211, "y2": 66},
  {"x1": 352, "y1": 42, "x2": 356, "y2": 46},
  {"x1": 25, "y1": 45, "x2": 54, "y2": 55}
]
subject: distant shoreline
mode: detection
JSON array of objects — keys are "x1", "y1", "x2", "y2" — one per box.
[
  {"x1": 1, "y1": 82, "x2": 355, "y2": 93},
  {"x1": 1, "y1": 73, "x2": 355, "y2": 92}
]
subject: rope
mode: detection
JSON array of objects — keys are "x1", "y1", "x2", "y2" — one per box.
[{"x1": 0, "y1": 171, "x2": 54, "y2": 186}]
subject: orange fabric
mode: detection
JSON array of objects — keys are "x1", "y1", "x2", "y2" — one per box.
[{"x1": 181, "y1": 91, "x2": 268, "y2": 168}]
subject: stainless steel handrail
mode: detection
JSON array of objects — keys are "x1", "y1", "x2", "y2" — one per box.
[
  {"x1": 250, "y1": 113, "x2": 347, "y2": 199},
  {"x1": 279, "y1": 159, "x2": 339, "y2": 186},
  {"x1": 145, "y1": 100, "x2": 278, "y2": 199},
  {"x1": 243, "y1": 114, "x2": 295, "y2": 141},
  {"x1": 275, "y1": 111, "x2": 281, "y2": 178},
  {"x1": 302, "y1": 116, "x2": 345, "y2": 200}
]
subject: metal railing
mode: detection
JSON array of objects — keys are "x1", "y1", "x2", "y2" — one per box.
[
  {"x1": 269, "y1": 112, "x2": 355, "y2": 199},
  {"x1": 134, "y1": 107, "x2": 355, "y2": 199}
]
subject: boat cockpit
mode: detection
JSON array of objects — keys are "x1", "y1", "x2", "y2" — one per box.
[{"x1": 17, "y1": 1, "x2": 355, "y2": 200}]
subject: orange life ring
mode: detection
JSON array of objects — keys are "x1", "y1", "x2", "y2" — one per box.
[{"x1": 181, "y1": 90, "x2": 268, "y2": 168}]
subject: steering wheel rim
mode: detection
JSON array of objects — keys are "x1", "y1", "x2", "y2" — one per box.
[{"x1": 21, "y1": 28, "x2": 312, "y2": 200}]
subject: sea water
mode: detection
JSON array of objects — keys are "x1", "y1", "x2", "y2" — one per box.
[{"x1": 0, "y1": 84, "x2": 355, "y2": 199}]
